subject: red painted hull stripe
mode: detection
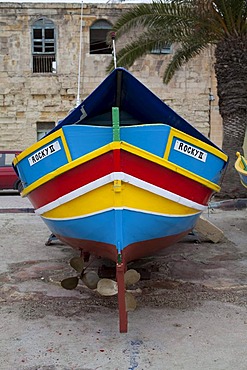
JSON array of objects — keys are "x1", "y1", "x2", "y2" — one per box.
[{"x1": 28, "y1": 150, "x2": 212, "y2": 209}]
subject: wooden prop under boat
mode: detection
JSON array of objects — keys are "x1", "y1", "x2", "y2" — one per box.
[
  {"x1": 13, "y1": 68, "x2": 228, "y2": 332},
  {"x1": 235, "y1": 152, "x2": 247, "y2": 188}
]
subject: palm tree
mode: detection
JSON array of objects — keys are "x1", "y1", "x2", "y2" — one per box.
[{"x1": 107, "y1": 0, "x2": 247, "y2": 198}]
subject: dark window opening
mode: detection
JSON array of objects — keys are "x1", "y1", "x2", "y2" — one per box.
[
  {"x1": 90, "y1": 20, "x2": 112, "y2": 54},
  {"x1": 37, "y1": 122, "x2": 55, "y2": 140}
]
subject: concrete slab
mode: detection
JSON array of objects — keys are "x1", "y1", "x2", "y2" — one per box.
[{"x1": 0, "y1": 195, "x2": 247, "y2": 369}]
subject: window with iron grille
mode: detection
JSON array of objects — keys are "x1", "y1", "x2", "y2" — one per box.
[
  {"x1": 90, "y1": 20, "x2": 112, "y2": 54},
  {"x1": 32, "y1": 18, "x2": 56, "y2": 73}
]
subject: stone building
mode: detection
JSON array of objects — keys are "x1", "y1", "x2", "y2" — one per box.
[{"x1": 0, "y1": 1, "x2": 223, "y2": 151}]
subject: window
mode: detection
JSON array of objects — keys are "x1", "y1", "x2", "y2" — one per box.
[
  {"x1": 37, "y1": 122, "x2": 55, "y2": 140},
  {"x1": 4, "y1": 153, "x2": 16, "y2": 166},
  {"x1": 32, "y1": 18, "x2": 56, "y2": 73},
  {"x1": 0, "y1": 153, "x2": 15, "y2": 166},
  {"x1": 90, "y1": 20, "x2": 112, "y2": 54},
  {"x1": 151, "y1": 45, "x2": 172, "y2": 54}
]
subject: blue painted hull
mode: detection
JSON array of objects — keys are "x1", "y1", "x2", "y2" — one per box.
[{"x1": 41, "y1": 209, "x2": 199, "y2": 262}]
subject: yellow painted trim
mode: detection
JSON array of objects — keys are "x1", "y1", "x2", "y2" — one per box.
[
  {"x1": 235, "y1": 152, "x2": 247, "y2": 189},
  {"x1": 60, "y1": 130, "x2": 72, "y2": 162},
  {"x1": 41, "y1": 182, "x2": 199, "y2": 218},
  {"x1": 120, "y1": 142, "x2": 221, "y2": 192},
  {"x1": 21, "y1": 143, "x2": 116, "y2": 196},
  {"x1": 168, "y1": 127, "x2": 228, "y2": 162},
  {"x1": 235, "y1": 152, "x2": 247, "y2": 175},
  {"x1": 163, "y1": 130, "x2": 174, "y2": 160},
  {"x1": 13, "y1": 129, "x2": 65, "y2": 165},
  {"x1": 240, "y1": 180, "x2": 247, "y2": 189},
  {"x1": 113, "y1": 179, "x2": 122, "y2": 193},
  {"x1": 21, "y1": 138, "x2": 222, "y2": 197},
  {"x1": 13, "y1": 128, "x2": 72, "y2": 165}
]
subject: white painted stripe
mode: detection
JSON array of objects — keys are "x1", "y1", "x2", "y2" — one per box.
[
  {"x1": 41, "y1": 206, "x2": 202, "y2": 221},
  {"x1": 35, "y1": 172, "x2": 207, "y2": 215}
]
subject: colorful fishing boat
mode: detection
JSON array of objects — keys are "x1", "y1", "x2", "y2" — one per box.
[
  {"x1": 235, "y1": 152, "x2": 247, "y2": 188},
  {"x1": 13, "y1": 67, "x2": 228, "y2": 332}
]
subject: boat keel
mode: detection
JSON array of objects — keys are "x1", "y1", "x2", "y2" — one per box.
[{"x1": 116, "y1": 261, "x2": 128, "y2": 333}]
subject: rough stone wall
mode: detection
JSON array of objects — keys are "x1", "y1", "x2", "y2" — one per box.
[{"x1": 0, "y1": 2, "x2": 222, "y2": 151}]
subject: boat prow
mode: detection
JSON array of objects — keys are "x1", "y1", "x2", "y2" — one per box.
[{"x1": 13, "y1": 67, "x2": 228, "y2": 332}]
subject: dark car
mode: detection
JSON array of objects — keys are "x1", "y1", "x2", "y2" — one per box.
[{"x1": 0, "y1": 150, "x2": 23, "y2": 192}]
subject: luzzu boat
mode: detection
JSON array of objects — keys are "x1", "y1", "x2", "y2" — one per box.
[
  {"x1": 13, "y1": 67, "x2": 228, "y2": 332},
  {"x1": 235, "y1": 151, "x2": 247, "y2": 188}
]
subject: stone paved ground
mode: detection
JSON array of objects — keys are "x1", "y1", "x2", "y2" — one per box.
[{"x1": 0, "y1": 193, "x2": 247, "y2": 370}]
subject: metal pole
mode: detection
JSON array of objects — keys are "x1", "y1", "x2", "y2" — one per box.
[
  {"x1": 111, "y1": 32, "x2": 117, "y2": 69},
  {"x1": 76, "y1": 0, "x2": 84, "y2": 106}
]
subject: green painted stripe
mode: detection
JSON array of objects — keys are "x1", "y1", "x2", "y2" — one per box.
[{"x1": 112, "y1": 107, "x2": 120, "y2": 141}]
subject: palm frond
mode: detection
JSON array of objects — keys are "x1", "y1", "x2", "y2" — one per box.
[
  {"x1": 112, "y1": 1, "x2": 199, "y2": 40},
  {"x1": 107, "y1": 31, "x2": 170, "y2": 72},
  {"x1": 108, "y1": 0, "x2": 247, "y2": 80},
  {"x1": 163, "y1": 35, "x2": 211, "y2": 83},
  {"x1": 107, "y1": 22, "x2": 196, "y2": 73},
  {"x1": 212, "y1": 0, "x2": 247, "y2": 36}
]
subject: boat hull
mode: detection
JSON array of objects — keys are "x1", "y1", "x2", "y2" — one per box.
[
  {"x1": 235, "y1": 152, "x2": 247, "y2": 188},
  {"x1": 14, "y1": 123, "x2": 227, "y2": 262},
  {"x1": 55, "y1": 229, "x2": 190, "y2": 264},
  {"x1": 13, "y1": 67, "x2": 228, "y2": 332},
  {"x1": 41, "y1": 207, "x2": 200, "y2": 263}
]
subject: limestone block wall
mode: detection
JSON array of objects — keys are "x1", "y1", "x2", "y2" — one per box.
[{"x1": 0, "y1": 2, "x2": 223, "y2": 151}]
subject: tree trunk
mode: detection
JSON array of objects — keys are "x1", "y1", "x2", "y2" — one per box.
[
  {"x1": 214, "y1": 38, "x2": 247, "y2": 199},
  {"x1": 219, "y1": 113, "x2": 247, "y2": 198}
]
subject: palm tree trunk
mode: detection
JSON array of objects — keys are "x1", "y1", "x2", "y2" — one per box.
[
  {"x1": 219, "y1": 113, "x2": 247, "y2": 198},
  {"x1": 214, "y1": 38, "x2": 247, "y2": 198}
]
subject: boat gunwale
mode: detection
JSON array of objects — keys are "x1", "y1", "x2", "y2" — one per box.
[
  {"x1": 235, "y1": 152, "x2": 247, "y2": 175},
  {"x1": 18, "y1": 139, "x2": 223, "y2": 197},
  {"x1": 14, "y1": 125, "x2": 228, "y2": 165}
]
